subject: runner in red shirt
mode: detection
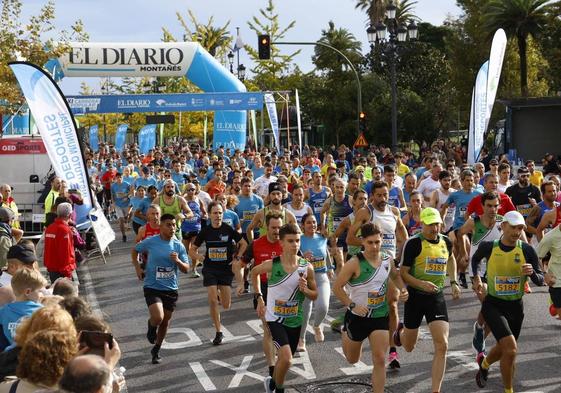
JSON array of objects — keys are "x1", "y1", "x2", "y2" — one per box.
[
  {"x1": 467, "y1": 173, "x2": 516, "y2": 217},
  {"x1": 234, "y1": 211, "x2": 284, "y2": 378},
  {"x1": 135, "y1": 205, "x2": 162, "y2": 273}
]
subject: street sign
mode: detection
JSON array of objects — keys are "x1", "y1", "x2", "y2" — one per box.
[{"x1": 353, "y1": 132, "x2": 368, "y2": 148}]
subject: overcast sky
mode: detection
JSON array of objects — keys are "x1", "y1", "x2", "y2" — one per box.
[{"x1": 21, "y1": 0, "x2": 461, "y2": 94}]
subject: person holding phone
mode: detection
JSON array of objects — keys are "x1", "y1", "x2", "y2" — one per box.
[{"x1": 132, "y1": 213, "x2": 190, "y2": 364}]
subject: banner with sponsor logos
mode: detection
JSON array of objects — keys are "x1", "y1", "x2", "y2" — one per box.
[
  {"x1": 66, "y1": 92, "x2": 263, "y2": 114},
  {"x1": 139, "y1": 124, "x2": 156, "y2": 155},
  {"x1": 485, "y1": 29, "x2": 507, "y2": 133},
  {"x1": 8, "y1": 62, "x2": 94, "y2": 221},
  {"x1": 0, "y1": 137, "x2": 46, "y2": 155},
  {"x1": 468, "y1": 61, "x2": 489, "y2": 165},
  {"x1": 89, "y1": 125, "x2": 99, "y2": 152},
  {"x1": 115, "y1": 124, "x2": 128, "y2": 152}
]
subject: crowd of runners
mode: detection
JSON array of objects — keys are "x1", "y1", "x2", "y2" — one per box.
[{"x1": 3, "y1": 138, "x2": 561, "y2": 393}]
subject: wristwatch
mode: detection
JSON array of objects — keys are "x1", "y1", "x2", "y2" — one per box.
[
  {"x1": 348, "y1": 302, "x2": 356, "y2": 310},
  {"x1": 253, "y1": 293, "x2": 263, "y2": 301}
]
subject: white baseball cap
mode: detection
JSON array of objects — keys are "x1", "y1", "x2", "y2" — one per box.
[{"x1": 503, "y1": 211, "x2": 525, "y2": 227}]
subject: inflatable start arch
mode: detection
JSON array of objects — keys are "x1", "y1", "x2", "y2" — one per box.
[{"x1": 45, "y1": 42, "x2": 247, "y2": 149}]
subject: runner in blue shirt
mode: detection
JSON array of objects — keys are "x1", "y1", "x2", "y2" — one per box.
[
  {"x1": 234, "y1": 177, "x2": 264, "y2": 239},
  {"x1": 132, "y1": 214, "x2": 190, "y2": 364},
  {"x1": 111, "y1": 172, "x2": 133, "y2": 242},
  {"x1": 130, "y1": 186, "x2": 146, "y2": 234}
]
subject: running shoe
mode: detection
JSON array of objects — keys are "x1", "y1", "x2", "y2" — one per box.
[
  {"x1": 388, "y1": 351, "x2": 400, "y2": 369},
  {"x1": 524, "y1": 281, "x2": 532, "y2": 293},
  {"x1": 459, "y1": 272, "x2": 468, "y2": 289},
  {"x1": 393, "y1": 321, "x2": 404, "y2": 347},
  {"x1": 263, "y1": 376, "x2": 273, "y2": 393},
  {"x1": 475, "y1": 352, "x2": 488, "y2": 388},
  {"x1": 212, "y1": 331, "x2": 224, "y2": 345},
  {"x1": 190, "y1": 269, "x2": 201, "y2": 278},
  {"x1": 549, "y1": 303, "x2": 557, "y2": 317},
  {"x1": 122, "y1": 235, "x2": 127, "y2": 243},
  {"x1": 471, "y1": 322, "x2": 486, "y2": 354},
  {"x1": 146, "y1": 320, "x2": 157, "y2": 344},
  {"x1": 313, "y1": 326, "x2": 324, "y2": 342},
  {"x1": 151, "y1": 345, "x2": 161, "y2": 364}
]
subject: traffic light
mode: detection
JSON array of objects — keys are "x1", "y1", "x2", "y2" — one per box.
[
  {"x1": 359, "y1": 111, "x2": 367, "y2": 132},
  {"x1": 258, "y1": 34, "x2": 271, "y2": 60}
]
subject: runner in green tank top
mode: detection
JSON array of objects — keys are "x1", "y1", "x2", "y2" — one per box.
[
  {"x1": 158, "y1": 179, "x2": 193, "y2": 238},
  {"x1": 251, "y1": 223, "x2": 317, "y2": 393},
  {"x1": 334, "y1": 223, "x2": 408, "y2": 393}
]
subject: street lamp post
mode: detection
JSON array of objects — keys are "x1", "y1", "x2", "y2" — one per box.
[
  {"x1": 227, "y1": 51, "x2": 235, "y2": 74},
  {"x1": 367, "y1": 1, "x2": 418, "y2": 152}
]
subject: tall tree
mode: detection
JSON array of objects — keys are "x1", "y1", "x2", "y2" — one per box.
[
  {"x1": 0, "y1": 0, "x2": 88, "y2": 109},
  {"x1": 484, "y1": 0, "x2": 553, "y2": 96},
  {"x1": 354, "y1": 0, "x2": 418, "y2": 26},
  {"x1": 313, "y1": 21, "x2": 363, "y2": 75},
  {"x1": 245, "y1": 0, "x2": 301, "y2": 90}
]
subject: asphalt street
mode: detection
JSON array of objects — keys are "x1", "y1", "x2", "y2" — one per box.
[{"x1": 78, "y1": 238, "x2": 561, "y2": 393}]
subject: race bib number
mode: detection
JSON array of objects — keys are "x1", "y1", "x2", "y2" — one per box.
[
  {"x1": 274, "y1": 299, "x2": 298, "y2": 318},
  {"x1": 425, "y1": 257, "x2": 447, "y2": 275},
  {"x1": 367, "y1": 290, "x2": 385, "y2": 309},
  {"x1": 208, "y1": 247, "x2": 228, "y2": 262},
  {"x1": 381, "y1": 233, "x2": 396, "y2": 253},
  {"x1": 495, "y1": 276, "x2": 521, "y2": 296},
  {"x1": 310, "y1": 256, "x2": 326, "y2": 272},
  {"x1": 243, "y1": 211, "x2": 255, "y2": 221},
  {"x1": 116, "y1": 192, "x2": 127, "y2": 198},
  {"x1": 313, "y1": 202, "x2": 324, "y2": 213},
  {"x1": 156, "y1": 266, "x2": 174, "y2": 280},
  {"x1": 332, "y1": 217, "x2": 342, "y2": 231},
  {"x1": 516, "y1": 204, "x2": 532, "y2": 218}
]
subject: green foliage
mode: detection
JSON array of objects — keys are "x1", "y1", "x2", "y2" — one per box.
[
  {"x1": 0, "y1": 0, "x2": 88, "y2": 109},
  {"x1": 245, "y1": 0, "x2": 301, "y2": 90},
  {"x1": 354, "y1": 0, "x2": 418, "y2": 26},
  {"x1": 484, "y1": 0, "x2": 553, "y2": 96}
]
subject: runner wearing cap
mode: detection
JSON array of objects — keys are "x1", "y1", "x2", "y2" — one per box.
[
  {"x1": 472, "y1": 211, "x2": 544, "y2": 392},
  {"x1": 246, "y1": 183, "x2": 297, "y2": 243},
  {"x1": 394, "y1": 207, "x2": 461, "y2": 393}
]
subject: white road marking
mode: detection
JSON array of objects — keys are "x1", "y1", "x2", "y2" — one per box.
[
  {"x1": 189, "y1": 361, "x2": 217, "y2": 391},
  {"x1": 162, "y1": 327, "x2": 203, "y2": 349},
  {"x1": 335, "y1": 347, "x2": 372, "y2": 375},
  {"x1": 210, "y1": 355, "x2": 265, "y2": 388},
  {"x1": 447, "y1": 350, "x2": 478, "y2": 371},
  {"x1": 290, "y1": 351, "x2": 317, "y2": 380},
  {"x1": 208, "y1": 325, "x2": 255, "y2": 343}
]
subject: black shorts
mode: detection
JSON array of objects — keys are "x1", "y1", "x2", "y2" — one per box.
[
  {"x1": 144, "y1": 287, "x2": 178, "y2": 312},
  {"x1": 253, "y1": 281, "x2": 268, "y2": 310},
  {"x1": 343, "y1": 310, "x2": 389, "y2": 342},
  {"x1": 550, "y1": 287, "x2": 561, "y2": 308},
  {"x1": 132, "y1": 222, "x2": 142, "y2": 234},
  {"x1": 181, "y1": 231, "x2": 199, "y2": 240},
  {"x1": 404, "y1": 287, "x2": 448, "y2": 329},
  {"x1": 481, "y1": 296, "x2": 524, "y2": 341},
  {"x1": 267, "y1": 322, "x2": 301, "y2": 355},
  {"x1": 202, "y1": 268, "x2": 234, "y2": 287}
]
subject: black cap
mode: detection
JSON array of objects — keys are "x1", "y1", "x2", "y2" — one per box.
[
  {"x1": 7, "y1": 244, "x2": 37, "y2": 264},
  {"x1": 268, "y1": 182, "x2": 282, "y2": 194},
  {"x1": 141, "y1": 166, "x2": 150, "y2": 174}
]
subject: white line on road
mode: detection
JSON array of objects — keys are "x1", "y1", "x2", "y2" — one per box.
[
  {"x1": 189, "y1": 361, "x2": 217, "y2": 391},
  {"x1": 162, "y1": 327, "x2": 203, "y2": 349},
  {"x1": 210, "y1": 355, "x2": 265, "y2": 388},
  {"x1": 334, "y1": 347, "x2": 372, "y2": 376}
]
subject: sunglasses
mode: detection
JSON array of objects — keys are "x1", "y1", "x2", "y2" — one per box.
[{"x1": 186, "y1": 188, "x2": 196, "y2": 191}]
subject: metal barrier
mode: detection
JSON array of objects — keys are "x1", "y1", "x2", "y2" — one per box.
[{"x1": 16, "y1": 203, "x2": 46, "y2": 235}]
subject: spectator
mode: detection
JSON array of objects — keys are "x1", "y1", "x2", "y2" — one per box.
[
  {"x1": 51, "y1": 278, "x2": 78, "y2": 298},
  {"x1": 0, "y1": 268, "x2": 47, "y2": 351},
  {"x1": 0, "y1": 244, "x2": 40, "y2": 307},
  {"x1": 0, "y1": 305, "x2": 75, "y2": 380},
  {"x1": 57, "y1": 355, "x2": 113, "y2": 393},
  {"x1": 44, "y1": 177, "x2": 62, "y2": 220},
  {"x1": 58, "y1": 296, "x2": 92, "y2": 320},
  {"x1": 0, "y1": 185, "x2": 19, "y2": 229},
  {"x1": 0, "y1": 207, "x2": 16, "y2": 270},
  {"x1": 0, "y1": 330, "x2": 78, "y2": 392},
  {"x1": 44, "y1": 203, "x2": 76, "y2": 283}
]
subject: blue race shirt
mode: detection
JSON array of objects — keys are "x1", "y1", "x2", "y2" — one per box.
[
  {"x1": 135, "y1": 235, "x2": 188, "y2": 291},
  {"x1": 300, "y1": 233, "x2": 329, "y2": 273},
  {"x1": 252, "y1": 167, "x2": 265, "y2": 179},
  {"x1": 222, "y1": 209, "x2": 240, "y2": 230},
  {"x1": 130, "y1": 196, "x2": 145, "y2": 225},
  {"x1": 446, "y1": 189, "x2": 483, "y2": 229},
  {"x1": 235, "y1": 194, "x2": 264, "y2": 233},
  {"x1": 111, "y1": 182, "x2": 131, "y2": 208},
  {"x1": 181, "y1": 200, "x2": 202, "y2": 233},
  {"x1": 172, "y1": 172, "x2": 186, "y2": 187},
  {"x1": 135, "y1": 176, "x2": 157, "y2": 189}
]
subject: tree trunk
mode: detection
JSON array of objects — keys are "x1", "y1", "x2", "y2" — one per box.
[{"x1": 517, "y1": 32, "x2": 529, "y2": 97}]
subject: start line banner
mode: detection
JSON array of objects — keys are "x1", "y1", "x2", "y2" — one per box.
[{"x1": 66, "y1": 92, "x2": 264, "y2": 114}]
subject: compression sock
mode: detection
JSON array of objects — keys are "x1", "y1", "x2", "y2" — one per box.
[
  {"x1": 389, "y1": 346, "x2": 396, "y2": 353},
  {"x1": 481, "y1": 357, "x2": 490, "y2": 370},
  {"x1": 268, "y1": 366, "x2": 275, "y2": 377}
]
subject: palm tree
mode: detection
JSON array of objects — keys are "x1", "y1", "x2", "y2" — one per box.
[
  {"x1": 313, "y1": 21, "x2": 363, "y2": 74},
  {"x1": 176, "y1": 10, "x2": 233, "y2": 58},
  {"x1": 484, "y1": 0, "x2": 553, "y2": 96},
  {"x1": 354, "y1": 0, "x2": 418, "y2": 26}
]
